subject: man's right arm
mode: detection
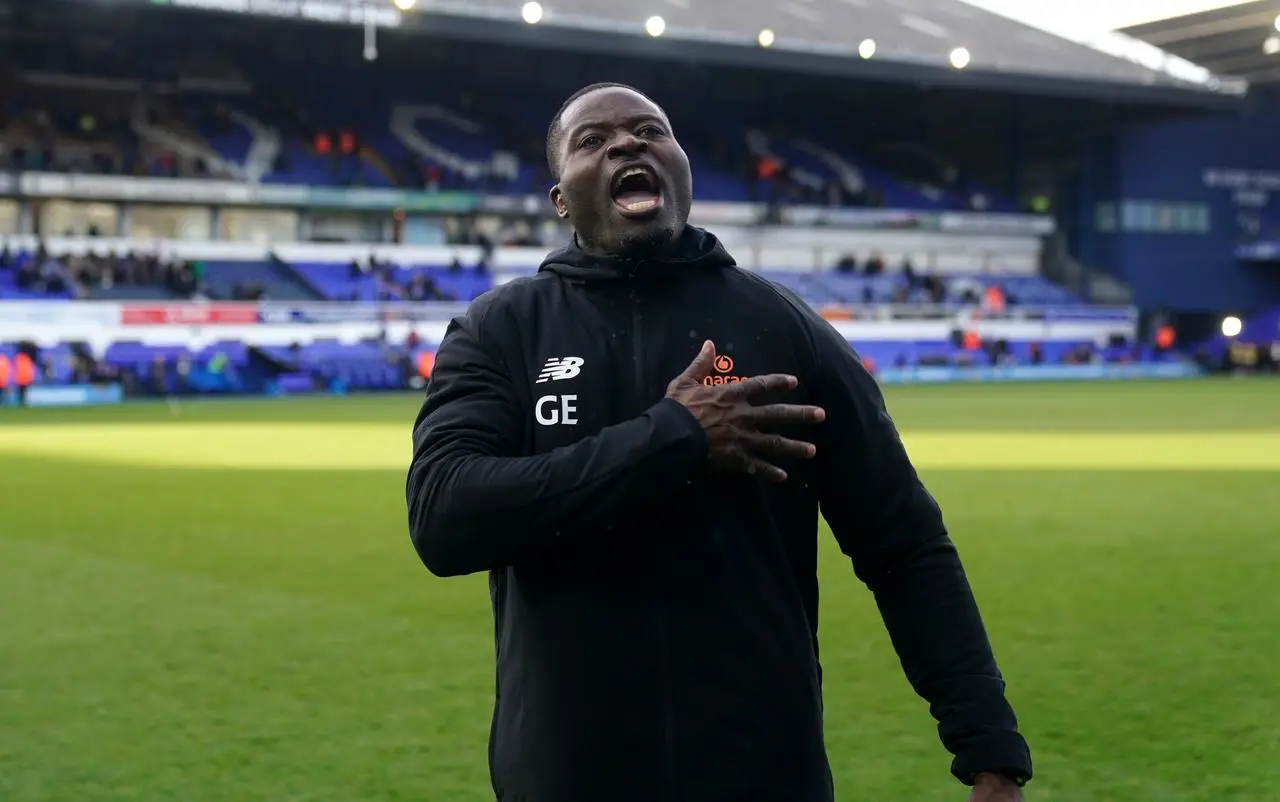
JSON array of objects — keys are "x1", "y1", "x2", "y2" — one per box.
[{"x1": 405, "y1": 313, "x2": 708, "y2": 578}]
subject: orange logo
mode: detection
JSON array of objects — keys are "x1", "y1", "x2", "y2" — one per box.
[{"x1": 705, "y1": 353, "x2": 749, "y2": 386}]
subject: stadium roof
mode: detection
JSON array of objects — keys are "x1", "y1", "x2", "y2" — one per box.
[
  {"x1": 1119, "y1": 0, "x2": 1280, "y2": 84},
  {"x1": 131, "y1": 0, "x2": 1247, "y2": 104},
  {"x1": 399, "y1": 0, "x2": 1244, "y2": 97}
]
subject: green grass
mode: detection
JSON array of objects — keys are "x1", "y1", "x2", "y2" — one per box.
[{"x1": 1, "y1": 379, "x2": 1278, "y2": 801}]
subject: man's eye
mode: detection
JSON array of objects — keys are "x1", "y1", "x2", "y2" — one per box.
[
  {"x1": 637, "y1": 126, "x2": 664, "y2": 138},
  {"x1": 579, "y1": 134, "x2": 603, "y2": 149}
]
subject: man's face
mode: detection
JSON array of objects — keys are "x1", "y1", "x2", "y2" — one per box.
[{"x1": 550, "y1": 87, "x2": 693, "y2": 258}]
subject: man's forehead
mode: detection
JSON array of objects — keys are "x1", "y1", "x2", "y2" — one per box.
[{"x1": 562, "y1": 87, "x2": 668, "y2": 132}]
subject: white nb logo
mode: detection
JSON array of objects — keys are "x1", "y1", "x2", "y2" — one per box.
[{"x1": 535, "y1": 356, "x2": 584, "y2": 384}]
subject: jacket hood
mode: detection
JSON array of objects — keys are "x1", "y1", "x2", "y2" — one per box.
[{"x1": 537, "y1": 225, "x2": 736, "y2": 283}]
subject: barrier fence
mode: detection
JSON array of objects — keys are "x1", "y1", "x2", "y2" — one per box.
[{"x1": 0, "y1": 299, "x2": 1138, "y2": 328}]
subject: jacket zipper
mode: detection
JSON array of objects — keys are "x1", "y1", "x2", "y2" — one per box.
[{"x1": 630, "y1": 273, "x2": 679, "y2": 802}]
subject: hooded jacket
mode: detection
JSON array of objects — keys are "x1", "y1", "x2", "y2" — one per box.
[{"x1": 406, "y1": 225, "x2": 1032, "y2": 802}]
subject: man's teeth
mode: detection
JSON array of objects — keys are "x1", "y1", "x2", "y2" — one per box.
[{"x1": 623, "y1": 198, "x2": 658, "y2": 211}]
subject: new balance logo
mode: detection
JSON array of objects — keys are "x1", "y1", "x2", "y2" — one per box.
[{"x1": 535, "y1": 357, "x2": 584, "y2": 383}]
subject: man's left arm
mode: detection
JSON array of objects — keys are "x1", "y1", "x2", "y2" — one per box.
[{"x1": 802, "y1": 312, "x2": 1033, "y2": 793}]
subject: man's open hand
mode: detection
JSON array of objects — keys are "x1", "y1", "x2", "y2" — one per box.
[
  {"x1": 666, "y1": 340, "x2": 825, "y2": 483},
  {"x1": 968, "y1": 773, "x2": 1023, "y2": 802}
]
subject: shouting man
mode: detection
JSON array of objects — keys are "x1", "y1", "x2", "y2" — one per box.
[{"x1": 407, "y1": 83, "x2": 1032, "y2": 802}]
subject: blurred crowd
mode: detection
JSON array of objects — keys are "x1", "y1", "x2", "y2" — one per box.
[
  {"x1": 1, "y1": 241, "x2": 203, "y2": 299},
  {"x1": 1, "y1": 103, "x2": 224, "y2": 180},
  {"x1": 344, "y1": 240, "x2": 495, "y2": 303},
  {"x1": 831, "y1": 250, "x2": 1013, "y2": 309}
]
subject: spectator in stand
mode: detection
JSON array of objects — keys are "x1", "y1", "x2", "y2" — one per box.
[
  {"x1": 407, "y1": 271, "x2": 448, "y2": 302},
  {"x1": 150, "y1": 354, "x2": 168, "y2": 397},
  {"x1": 0, "y1": 351, "x2": 10, "y2": 405},
  {"x1": 925, "y1": 274, "x2": 946, "y2": 304},
  {"x1": 14, "y1": 349, "x2": 36, "y2": 406},
  {"x1": 230, "y1": 281, "x2": 266, "y2": 301},
  {"x1": 753, "y1": 154, "x2": 781, "y2": 203},
  {"x1": 864, "y1": 251, "x2": 885, "y2": 276},
  {"x1": 176, "y1": 354, "x2": 192, "y2": 396},
  {"x1": 982, "y1": 284, "x2": 1006, "y2": 314},
  {"x1": 952, "y1": 278, "x2": 982, "y2": 306},
  {"x1": 39, "y1": 256, "x2": 74, "y2": 296}
]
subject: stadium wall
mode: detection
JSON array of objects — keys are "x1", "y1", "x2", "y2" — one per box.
[
  {"x1": 0, "y1": 301, "x2": 1138, "y2": 352},
  {"x1": 1075, "y1": 98, "x2": 1280, "y2": 312},
  {"x1": 0, "y1": 230, "x2": 1044, "y2": 276}
]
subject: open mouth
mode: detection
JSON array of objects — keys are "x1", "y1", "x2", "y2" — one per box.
[{"x1": 610, "y1": 165, "x2": 663, "y2": 216}]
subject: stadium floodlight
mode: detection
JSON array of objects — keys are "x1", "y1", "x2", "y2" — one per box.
[
  {"x1": 1221, "y1": 316, "x2": 1243, "y2": 338},
  {"x1": 522, "y1": 1, "x2": 543, "y2": 24},
  {"x1": 392, "y1": 0, "x2": 415, "y2": 10},
  {"x1": 758, "y1": 28, "x2": 775, "y2": 48},
  {"x1": 949, "y1": 47, "x2": 971, "y2": 69},
  {"x1": 858, "y1": 38, "x2": 876, "y2": 59},
  {"x1": 1265, "y1": 35, "x2": 1280, "y2": 56},
  {"x1": 645, "y1": 15, "x2": 666, "y2": 37}
]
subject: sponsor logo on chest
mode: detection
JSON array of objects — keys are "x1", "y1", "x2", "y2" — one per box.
[{"x1": 703, "y1": 353, "x2": 753, "y2": 386}]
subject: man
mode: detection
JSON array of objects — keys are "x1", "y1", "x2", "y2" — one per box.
[{"x1": 406, "y1": 83, "x2": 1032, "y2": 802}]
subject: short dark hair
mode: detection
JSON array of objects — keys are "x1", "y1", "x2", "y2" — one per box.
[{"x1": 545, "y1": 82, "x2": 653, "y2": 181}]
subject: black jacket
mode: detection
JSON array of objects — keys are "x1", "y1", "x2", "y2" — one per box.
[{"x1": 406, "y1": 226, "x2": 1032, "y2": 802}]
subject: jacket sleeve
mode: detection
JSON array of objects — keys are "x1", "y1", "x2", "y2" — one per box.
[
  {"x1": 802, "y1": 310, "x2": 1033, "y2": 787},
  {"x1": 406, "y1": 309, "x2": 709, "y2": 578}
]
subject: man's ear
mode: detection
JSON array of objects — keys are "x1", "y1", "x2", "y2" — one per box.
[{"x1": 549, "y1": 184, "x2": 570, "y2": 220}]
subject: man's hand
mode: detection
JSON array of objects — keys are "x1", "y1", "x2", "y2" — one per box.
[
  {"x1": 968, "y1": 773, "x2": 1024, "y2": 802},
  {"x1": 666, "y1": 341, "x2": 825, "y2": 482}
]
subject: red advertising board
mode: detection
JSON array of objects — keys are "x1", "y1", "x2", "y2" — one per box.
[{"x1": 120, "y1": 303, "x2": 259, "y2": 326}]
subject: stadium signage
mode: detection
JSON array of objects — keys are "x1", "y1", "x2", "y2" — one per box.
[
  {"x1": 24, "y1": 384, "x2": 125, "y2": 408},
  {"x1": 874, "y1": 363, "x2": 1201, "y2": 385},
  {"x1": 771, "y1": 204, "x2": 1051, "y2": 236},
  {"x1": 1203, "y1": 168, "x2": 1280, "y2": 208},
  {"x1": 120, "y1": 303, "x2": 261, "y2": 326},
  {"x1": 303, "y1": 187, "x2": 479, "y2": 212},
  {"x1": 1235, "y1": 242, "x2": 1280, "y2": 263},
  {"x1": 146, "y1": 0, "x2": 403, "y2": 27},
  {"x1": 0, "y1": 301, "x2": 120, "y2": 327},
  {"x1": 257, "y1": 302, "x2": 469, "y2": 324},
  {"x1": 7, "y1": 173, "x2": 479, "y2": 212}
]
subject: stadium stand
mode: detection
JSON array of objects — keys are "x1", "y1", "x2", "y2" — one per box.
[{"x1": 2, "y1": 0, "x2": 1274, "y2": 407}]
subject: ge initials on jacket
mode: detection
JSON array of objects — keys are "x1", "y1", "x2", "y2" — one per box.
[{"x1": 406, "y1": 225, "x2": 1032, "y2": 802}]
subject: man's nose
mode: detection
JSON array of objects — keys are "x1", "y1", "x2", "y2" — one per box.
[{"x1": 606, "y1": 134, "x2": 647, "y2": 159}]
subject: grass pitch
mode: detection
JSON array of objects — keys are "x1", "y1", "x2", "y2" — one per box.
[{"x1": 1, "y1": 379, "x2": 1278, "y2": 801}]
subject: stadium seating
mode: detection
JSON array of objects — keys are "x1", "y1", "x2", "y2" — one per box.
[
  {"x1": 3, "y1": 54, "x2": 1024, "y2": 211},
  {"x1": 5, "y1": 255, "x2": 1080, "y2": 307},
  {"x1": 291, "y1": 262, "x2": 492, "y2": 303},
  {"x1": 198, "y1": 260, "x2": 321, "y2": 302}
]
